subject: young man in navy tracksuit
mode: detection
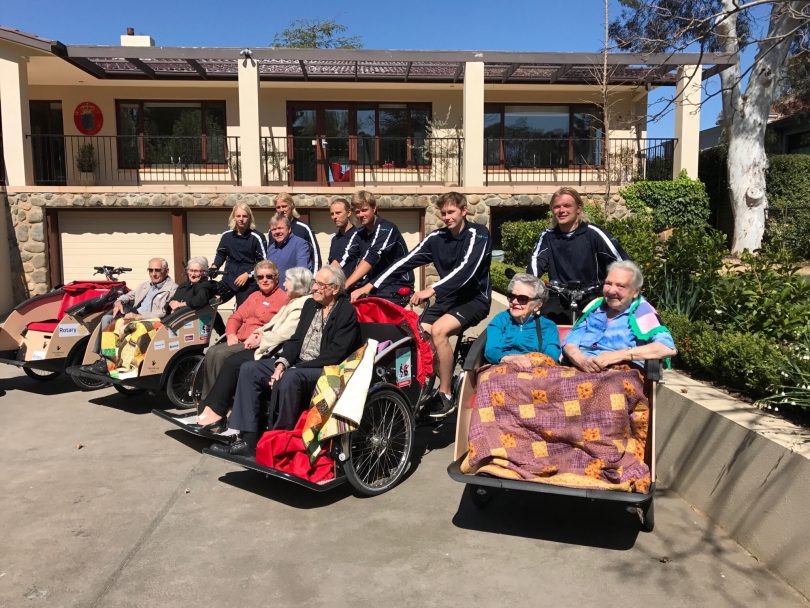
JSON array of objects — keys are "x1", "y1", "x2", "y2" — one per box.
[
  {"x1": 340, "y1": 191, "x2": 413, "y2": 306},
  {"x1": 274, "y1": 193, "x2": 320, "y2": 271},
  {"x1": 354, "y1": 192, "x2": 492, "y2": 417},
  {"x1": 327, "y1": 198, "x2": 358, "y2": 278},
  {"x1": 526, "y1": 186, "x2": 628, "y2": 324}
]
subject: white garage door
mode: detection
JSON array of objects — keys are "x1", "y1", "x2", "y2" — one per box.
[
  {"x1": 309, "y1": 209, "x2": 423, "y2": 290},
  {"x1": 59, "y1": 211, "x2": 173, "y2": 284}
]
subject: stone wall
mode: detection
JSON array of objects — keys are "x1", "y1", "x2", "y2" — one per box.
[{"x1": 4, "y1": 191, "x2": 627, "y2": 300}]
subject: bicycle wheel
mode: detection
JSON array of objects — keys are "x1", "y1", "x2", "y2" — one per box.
[
  {"x1": 342, "y1": 388, "x2": 414, "y2": 496},
  {"x1": 166, "y1": 353, "x2": 204, "y2": 409}
]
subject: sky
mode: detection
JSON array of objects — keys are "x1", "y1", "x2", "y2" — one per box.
[{"x1": 3, "y1": 0, "x2": 763, "y2": 138}]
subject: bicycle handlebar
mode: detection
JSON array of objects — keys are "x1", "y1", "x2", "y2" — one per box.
[{"x1": 93, "y1": 266, "x2": 131, "y2": 280}]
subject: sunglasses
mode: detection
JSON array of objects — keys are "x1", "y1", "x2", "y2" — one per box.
[
  {"x1": 147, "y1": 268, "x2": 165, "y2": 273},
  {"x1": 256, "y1": 274, "x2": 278, "y2": 280},
  {"x1": 506, "y1": 293, "x2": 540, "y2": 305}
]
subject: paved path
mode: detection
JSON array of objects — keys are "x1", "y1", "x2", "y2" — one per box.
[{"x1": 0, "y1": 368, "x2": 807, "y2": 608}]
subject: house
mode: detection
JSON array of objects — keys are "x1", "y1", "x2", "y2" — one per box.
[{"x1": 0, "y1": 26, "x2": 734, "y2": 312}]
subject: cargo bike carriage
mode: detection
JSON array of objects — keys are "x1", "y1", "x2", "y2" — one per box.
[
  {"x1": 447, "y1": 326, "x2": 662, "y2": 532},
  {"x1": 67, "y1": 285, "x2": 229, "y2": 408},
  {"x1": 192, "y1": 297, "x2": 438, "y2": 496},
  {"x1": 0, "y1": 266, "x2": 129, "y2": 388}
]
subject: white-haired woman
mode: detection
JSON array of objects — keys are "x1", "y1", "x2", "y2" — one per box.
[
  {"x1": 192, "y1": 266, "x2": 312, "y2": 432},
  {"x1": 563, "y1": 260, "x2": 676, "y2": 373},
  {"x1": 166, "y1": 256, "x2": 216, "y2": 312},
  {"x1": 484, "y1": 273, "x2": 561, "y2": 366}
]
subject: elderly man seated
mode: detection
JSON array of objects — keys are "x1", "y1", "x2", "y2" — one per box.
[
  {"x1": 461, "y1": 260, "x2": 676, "y2": 493},
  {"x1": 81, "y1": 257, "x2": 177, "y2": 373}
]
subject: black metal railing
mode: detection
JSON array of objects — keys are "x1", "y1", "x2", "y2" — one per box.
[
  {"x1": 27, "y1": 134, "x2": 241, "y2": 186},
  {"x1": 260, "y1": 135, "x2": 463, "y2": 186},
  {"x1": 484, "y1": 137, "x2": 676, "y2": 185}
]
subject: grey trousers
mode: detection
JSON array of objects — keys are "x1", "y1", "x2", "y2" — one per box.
[{"x1": 201, "y1": 341, "x2": 247, "y2": 396}]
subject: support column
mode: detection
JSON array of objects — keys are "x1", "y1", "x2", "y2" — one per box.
[
  {"x1": 462, "y1": 61, "x2": 484, "y2": 187},
  {"x1": 0, "y1": 52, "x2": 34, "y2": 186},
  {"x1": 237, "y1": 52, "x2": 262, "y2": 187},
  {"x1": 673, "y1": 64, "x2": 702, "y2": 179}
]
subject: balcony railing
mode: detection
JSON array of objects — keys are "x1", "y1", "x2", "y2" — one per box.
[
  {"x1": 259, "y1": 136, "x2": 463, "y2": 186},
  {"x1": 27, "y1": 134, "x2": 242, "y2": 186},
  {"x1": 484, "y1": 137, "x2": 676, "y2": 185}
]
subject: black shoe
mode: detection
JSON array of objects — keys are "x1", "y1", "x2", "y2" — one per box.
[
  {"x1": 79, "y1": 360, "x2": 109, "y2": 375},
  {"x1": 429, "y1": 392, "x2": 457, "y2": 419},
  {"x1": 188, "y1": 417, "x2": 226, "y2": 433},
  {"x1": 210, "y1": 438, "x2": 255, "y2": 458}
]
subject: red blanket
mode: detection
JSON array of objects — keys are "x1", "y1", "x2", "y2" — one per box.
[
  {"x1": 256, "y1": 412, "x2": 336, "y2": 483},
  {"x1": 460, "y1": 353, "x2": 651, "y2": 493}
]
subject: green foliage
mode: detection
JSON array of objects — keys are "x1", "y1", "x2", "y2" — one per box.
[
  {"x1": 646, "y1": 227, "x2": 727, "y2": 318},
  {"x1": 659, "y1": 309, "x2": 786, "y2": 399},
  {"x1": 490, "y1": 261, "x2": 523, "y2": 295},
  {"x1": 501, "y1": 219, "x2": 547, "y2": 266},
  {"x1": 604, "y1": 208, "x2": 658, "y2": 282},
  {"x1": 619, "y1": 171, "x2": 710, "y2": 232},
  {"x1": 710, "y1": 250, "x2": 810, "y2": 342},
  {"x1": 76, "y1": 143, "x2": 96, "y2": 173},
  {"x1": 272, "y1": 19, "x2": 362, "y2": 49},
  {"x1": 759, "y1": 331, "x2": 810, "y2": 411},
  {"x1": 764, "y1": 155, "x2": 810, "y2": 260}
]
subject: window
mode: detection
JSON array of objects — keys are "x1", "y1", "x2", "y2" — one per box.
[
  {"x1": 484, "y1": 104, "x2": 603, "y2": 168},
  {"x1": 116, "y1": 100, "x2": 226, "y2": 168}
]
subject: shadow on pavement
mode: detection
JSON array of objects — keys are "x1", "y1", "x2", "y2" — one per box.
[
  {"x1": 451, "y1": 486, "x2": 642, "y2": 550},
  {"x1": 216, "y1": 469, "x2": 352, "y2": 508},
  {"x1": 0, "y1": 373, "x2": 85, "y2": 396},
  {"x1": 88, "y1": 391, "x2": 174, "y2": 415}
]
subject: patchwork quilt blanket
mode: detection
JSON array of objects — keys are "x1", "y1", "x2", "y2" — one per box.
[
  {"x1": 460, "y1": 353, "x2": 651, "y2": 493},
  {"x1": 100, "y1": 318, "x2": 160, "y2": 378}
]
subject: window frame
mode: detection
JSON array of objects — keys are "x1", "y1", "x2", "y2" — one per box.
[
  {"x1": 114, "y1": 99, "x2": 228, "y2": 169},
  {"x1": 484, "y1": 102, "x2": 604, "y2": 169}
]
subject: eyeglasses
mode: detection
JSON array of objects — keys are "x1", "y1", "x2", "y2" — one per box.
[
  {"x1": 506, "y1": 293, "x2": 540, "y2": 305},
  {"x1": 147, "y1": 268, "x2": 165, "y2": 273},
  {"x1": 313, "y1": 280, "x2": 335, "y2": 290},
  {"x1": 256, "y1": 274, "x2": 278, "y2": 281}
]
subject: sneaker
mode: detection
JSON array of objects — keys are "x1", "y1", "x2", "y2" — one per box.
[
  {"x1": 79, "y1": 360, "x2": 109, "y2": 375},
  {"x1": 429, "y1": 392, "x2": 457, "y2": 419}
]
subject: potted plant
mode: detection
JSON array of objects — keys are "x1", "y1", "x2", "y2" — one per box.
[{"x1": 76, "y1": 142, "x2": 97, "y2": 186}]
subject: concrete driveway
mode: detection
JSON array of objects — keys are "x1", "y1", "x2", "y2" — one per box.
[{"x1": 1, "y1": 367, "x2": 807, "y2": 608}]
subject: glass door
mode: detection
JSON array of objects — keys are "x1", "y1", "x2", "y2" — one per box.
[
  {"x1": 289, "y1": 106, "x2": 319, "y2": 185},
  {"x1": 288, "y1": 103, "x2": 354, "y2": 186},
  {"x1": 30, "y1": 101, "x2": 66, "y2": 185},
  {"x1": 323, "y1": 107, "x2": 353, "y2": 185}
]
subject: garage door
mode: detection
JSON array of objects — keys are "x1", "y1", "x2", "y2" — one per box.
[
  {"x1": 309, "y1": 209, "x2": 423, "y2": 290},
  {"x1": 59, "y1": 211, "x2": 173, "y2": 284}
]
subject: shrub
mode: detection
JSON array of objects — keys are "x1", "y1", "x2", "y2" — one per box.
[
  {"x1": 764, "y1": 155, "x2": 810, "y2": 260},
  {"x1": 620, "y1": 171, "x2": 710, "y2": 232},
  {"x1": 659, "y1": 309, "x2": 786, "y2": 398},
  {"x1": 710, "y1": 250, "x2": 810, "y2": 342},
  {"x1": 490, "y1": 261, "x2": 523, "y2": 294},
  {"x1": 501, "y1": 219, "x2": 547, "y2": 266},
  {"x1": 604, "y1": 208, "x2": 659, "y2": 282},
  {"x1": 646, "y1": 227, "x2": 727, "y2": 319}
]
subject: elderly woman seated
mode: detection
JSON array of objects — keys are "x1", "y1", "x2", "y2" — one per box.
[
  {"x1": 460, "y1": 260, "x2": 675, "y2": 492},
  {"x1": 197, "y1": 260, "x2": 289, "y2": 404},
  {"x1": 484, "y1": 273, "x2": 560, "y2": 365},
  {"x1": 210, "y1": 265, "x2": 360, "y2": 457},
  {"x1": 192, "y1": 266, "x2": 312, "y2": 432},
  {"x1": 562, "y1": 260, "x2": 676, "y2": 371}
]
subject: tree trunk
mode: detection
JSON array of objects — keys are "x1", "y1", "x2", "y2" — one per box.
[{"x1": 719, "y1": 0, "x2": 809, "y2": 253}]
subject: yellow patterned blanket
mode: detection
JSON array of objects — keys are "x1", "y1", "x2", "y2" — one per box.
[
  {"x1": 100, "y1": 318, "x2": 160, "y2": 379},
  {"x1": 301, "y1": 340, "x2": 377, "y2": 463},
  {"x1": 460, "y1": 353, "x2": 651, "y2": 493}
]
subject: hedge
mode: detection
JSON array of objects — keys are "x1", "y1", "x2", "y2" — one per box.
[
  {"x1": 619, "y1": 171, "x2": 710, "y2": 232},
  {"x1": 501, "y1": 219, "x2": 547, "y2": 266}
]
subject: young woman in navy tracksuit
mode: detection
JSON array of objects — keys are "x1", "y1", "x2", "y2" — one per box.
[{"x1": 211, "y1": 203, "x2": 267, "y2": 306}]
